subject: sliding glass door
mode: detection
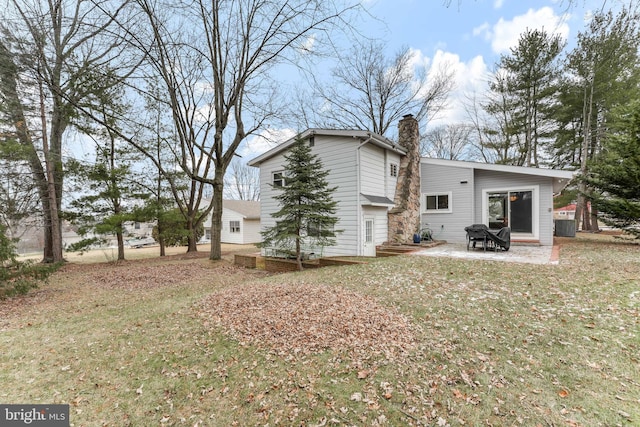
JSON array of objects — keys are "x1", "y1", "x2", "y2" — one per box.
[{"x1": 486, "y1": 190, "x2": 534, "y2": 233}]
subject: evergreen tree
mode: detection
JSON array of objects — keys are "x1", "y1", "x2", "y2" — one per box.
[
  {"x1": 583, "y1": 101, "x2": 640, "y2": 237},
  {"x1": 483, "y1": 28, "x2": 563, "y2": 166},
  {"x1": 65, "y1": 131, "x2": 149, "y2": 261},
  {"x1": 1, "y1": 222, "x2": 58, "y2": 298},
  {"x1": 564, "y1": 7, "x2": 640, "y2": 231},
  {"x1": 151, "y1": 208, "x2": 205, "y2": 247},
  {"x1": 261, "y1": 138, "x2": 341, "y2": 270}
]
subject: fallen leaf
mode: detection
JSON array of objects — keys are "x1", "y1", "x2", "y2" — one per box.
[
  {"x1": 558, "y1": 389, "x2": 569, "y2": 398},
  {"x1": 350, "y1": 392, "x2": 362, "y2": 402}
]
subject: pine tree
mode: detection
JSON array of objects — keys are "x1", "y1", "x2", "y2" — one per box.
[
  {"x1": 261, "y1": 138, "x2": 341, "y2": 270},
  {"x1": 584, "y1": 101, "x2": 640, "y2": 237}
]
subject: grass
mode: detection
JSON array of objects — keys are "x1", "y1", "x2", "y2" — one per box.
[{"x1": 1, "y1": 238, "x2": 639, "y2": 426}]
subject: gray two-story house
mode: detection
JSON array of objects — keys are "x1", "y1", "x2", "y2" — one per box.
[
  {"x1": 248, "y1": 128, "x2": 406, "y2": 257},
  {"x1": 249, "y1": 115, "x2": 574, "y2": 256}
]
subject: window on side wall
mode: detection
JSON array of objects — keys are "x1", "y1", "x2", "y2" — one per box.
[
  {"x1": 273, "y1": 171, "x2": 287, "y2": 187},
  {"x1": 424, "y1": 192, "x2": 452, "y2": 213},
  {"x1": 230, "y1": 221, "x2": 241, "y2": 233}
]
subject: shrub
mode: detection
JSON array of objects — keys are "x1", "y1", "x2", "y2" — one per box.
[{"x1": 0, "y1": 224, "x2": 59, "y2": 299}]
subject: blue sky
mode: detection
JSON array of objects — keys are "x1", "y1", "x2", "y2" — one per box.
[
  {"x1": 240, "y1": 0, "x2": 612, "y2": 158},
  {"x1": 364, "y1": 0, "x2": 582, "y2": 63}
]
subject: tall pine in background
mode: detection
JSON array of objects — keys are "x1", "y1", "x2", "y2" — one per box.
[
  {"x1": 261, "y1": 137, "x2": 341, "y2": 270},
  {"x1": 583, "y1": 101, "x2": 640, "y2": 237}
]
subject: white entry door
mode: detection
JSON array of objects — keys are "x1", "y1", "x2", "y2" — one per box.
[{"x1": 363, "y1": 216, "x2": 376, "y2": 256}]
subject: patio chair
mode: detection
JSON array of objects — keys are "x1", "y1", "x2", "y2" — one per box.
[
  {"x1": 484, "y1": 226, "x2": 511, "y2": 251},
  {"x1": 464, "y1": 224, "x2": 489, "y2": 251}
]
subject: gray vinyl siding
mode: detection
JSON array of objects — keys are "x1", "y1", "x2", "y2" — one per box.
[
  {"x1": 420, "y1": 163, "x2": 474, "y2": 244},
  {"x1": 474, "y1": 170, "x2": 555, "y2": 245},
  {"x1": 386, "y1": 151, "x2": 402, "y2": 200},
  {"x1": 360, "y1": 145, "x2": 385, "y2": 196},
  {"x1": 360, "y1": 145, "x2": 400, "y2": 201},
  {"x1": 257, "y1": 135, "x2": 360, "y2": 257}
]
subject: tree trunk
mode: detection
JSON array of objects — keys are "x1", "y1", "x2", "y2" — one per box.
[
  {"x1": 590, "y1": 208, "x2": 600, "y2": 232},
  {"x1": 0, "y1": 41, "x2": 54, "y2": 262},
  {"x1": 116, "y1": 231, "x2": 125, "y2": 261},
  {"x1": 186, "y1": 215, "x2": 197, "y2": 252},
  {"x1": 576, "y1": 81, "x2": 595, "y2": 231},
  {"x1": 158, "y1": 228, "x2": 166, "y2": 257},
  {"x1": 209, "y1": 176, "x2": 224, "y2": 260},
  {"x1": 296, "y1": 231, "x2": 303, "y2": 271},
  {"x1": 39, "y1": 75, "x2": 64, "y2": 263}
]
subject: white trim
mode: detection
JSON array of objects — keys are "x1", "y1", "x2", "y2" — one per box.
[
  {"x1": 363, "y1": 216, "x2": 376, "y2": 257},
  {"x1": 420, "y1": 157, "x2": 574, "y2": 179},
  {"x1": 481, "y1": 185, "x2": 539, "y2": 240},
  {"x1": 422, "y1": 191, "x2": 453, "y2": 214},
  {"x1": 272, "y1": 170, "x2": 286, "y2": 187}
]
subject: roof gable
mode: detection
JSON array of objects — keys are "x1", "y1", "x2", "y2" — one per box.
[{"x1": 248, "y1": 128, "x2": 406, "y2": 166}]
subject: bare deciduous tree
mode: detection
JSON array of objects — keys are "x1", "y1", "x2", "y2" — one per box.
[
  {"x1": 114, "y1": 0, "x2": 360, "y2": 260},
  {"x1": 422, "y1": 123, "x2": 474, "y2": 160},
  {"x1": 224, "y1": 160, "x2": 260, "y2": 201},
  {"x1": 306, "y1": 41, "x2": 455, "y2": 137},
  {"x1": 2, "y1": 0, "x2": 140, "y2": 262}
]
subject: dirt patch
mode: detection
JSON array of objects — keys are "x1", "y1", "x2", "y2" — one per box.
[{"x1": 200, "y1": 282, "x2": 419, "y2": 358}]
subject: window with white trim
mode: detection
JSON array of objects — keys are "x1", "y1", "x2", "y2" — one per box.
[
  {"x1": 423, "y1": 192, "x2": 452, "y2": 213},
  {"x1": 272, "y1": 171, "x2": 287, "y2": 187},
  {"x1": 230, "y1": 220, "x2": 241, "y2": 233}
]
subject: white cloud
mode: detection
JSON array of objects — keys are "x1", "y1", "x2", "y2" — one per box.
[
  {"x1": 476, "y1": 7, "x2": 570, "y2": 54},
  {"x1": 240, "y1": 127, "x2": 297, "y2": 161},
  {"x1": 493, "y1": 0, "x2": 505, "y2": 9},
  {"x1": 472, "y1": 22, "x2": 491, "y2": 39},
  {"x1": 388, "y1": 48, "x2": 490, "y2": 128},
  {"x1": 427, "y1": 51, "x2": 490, "y2": 128}
]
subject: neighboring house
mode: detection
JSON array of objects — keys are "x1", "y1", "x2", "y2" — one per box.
[
  {"x1": 420, "y1": 158, "x2": 574, "y2": 246},
  {"x1": 248, "y1": 128, "x2": 406, "y2": 257},
  {"x1": 203, "y1": 200, "x2": 261, "y2": 244},
  {"x1": 123, "y1": 221, "x2": 155, "y2": 238},
  {"x1": 554, "y1": 204, "x2": 576, "y2": 220},
  {"x1": 249, "y1": 115, "x2": 575, "y2": 256}
]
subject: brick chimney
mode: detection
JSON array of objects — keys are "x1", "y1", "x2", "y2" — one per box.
[{"x1": 388, "y1": 114, "x2": 422, "y2": 244}]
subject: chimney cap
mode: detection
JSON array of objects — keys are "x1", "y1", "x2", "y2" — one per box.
[{"x1": 402, "y1": 113, "x2": 414, "y2": 119}]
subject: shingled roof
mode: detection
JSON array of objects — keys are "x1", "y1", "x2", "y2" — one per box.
[{"x1": 224, "y1": 200, "x2": 260, "y2": 219}]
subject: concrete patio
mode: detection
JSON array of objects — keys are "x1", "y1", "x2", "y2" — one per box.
[{"x1": 412, "y1": 242, "x2": 558, "y2": 265}]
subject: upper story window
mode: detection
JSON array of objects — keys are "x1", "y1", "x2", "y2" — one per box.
[
  {"x1": 309, "y1": 136, "x2": 315, "y2": 147},
  {"x1": 424, "y1": 192, "x2": 452, "y2": 213},
  {"x1": 273, "y1": 171, "x2": 287, "y2": 187},
  {"x1": 390, "y1": 163, "x2": 398, "y2": 177}
]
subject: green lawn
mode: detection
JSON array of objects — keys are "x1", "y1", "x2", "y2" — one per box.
[{"x1": 1, "y1": 238, "x2": 638, "y2": 426}]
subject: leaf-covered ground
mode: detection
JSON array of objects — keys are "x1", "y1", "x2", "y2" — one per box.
[{"x1": 1, "y1": 237, "x2": 638, "y2": 426}]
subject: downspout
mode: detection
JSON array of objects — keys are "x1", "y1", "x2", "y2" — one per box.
[{"x1": 356, "y1": 135, "x2": 373, "y2": 256}]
